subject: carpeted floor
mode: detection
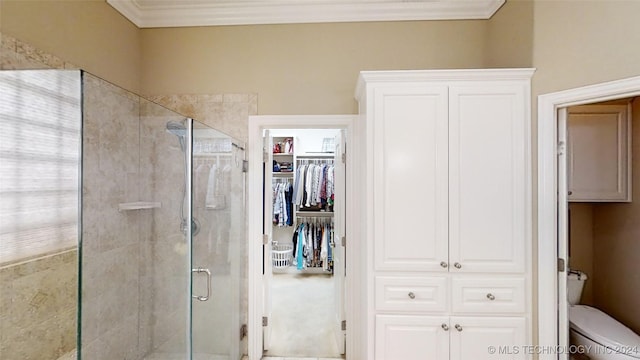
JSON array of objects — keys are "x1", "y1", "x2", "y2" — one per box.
[{"x1": 265, "y1": 270, "x2": 341, "y2": 358}]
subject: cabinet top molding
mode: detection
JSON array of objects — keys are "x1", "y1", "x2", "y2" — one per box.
[{"x1": 355, "y1": 68, "x2": 536, "y2": 99}]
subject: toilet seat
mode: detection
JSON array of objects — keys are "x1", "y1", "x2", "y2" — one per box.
[{"x1": 570, "y1": 305, "x2": 640, "y2": 359}]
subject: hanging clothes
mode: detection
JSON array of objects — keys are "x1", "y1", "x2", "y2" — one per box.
[
  {"x1": 272, "y1": 181, "x2": 293, "y2": 227},
  {"x1": 291, "y1": 219, "x2": 333, "y2": 272},
  {"x1": 293, "y1": 162, "x2": 335, "y2": 212}
]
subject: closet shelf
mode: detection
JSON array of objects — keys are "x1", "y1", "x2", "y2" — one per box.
[
  {"x1": 296, "y1": 211, "x2": 334, "y2": 217},
  {"x1": 118, "y1": 202, "x2": 161, "y2": 212},
  {"x1": 297, "y1": 153, "x2": 334, "y2": 158}
]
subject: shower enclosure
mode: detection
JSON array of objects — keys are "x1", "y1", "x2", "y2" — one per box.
[
  {"x1": 1, "y1": 69, "x2": 246, "y2": 360},
  {"x1": 80, "y1": 71, "x2": 246, "y2": 360}
]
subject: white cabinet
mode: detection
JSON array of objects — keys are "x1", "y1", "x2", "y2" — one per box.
[
  {"x1": 356, "y1": 69, "x2": 533, "y2": 360},
  {"x1": 375, "y1": 276, "x2": 448, "y2": 313},
  {"x1": 375, "y1": 315, "x2": 450, "y2": 360},
  {"x1": 567, "y1": 104, "x2": 631, "y2": 202},
  {"x1": 371, "y1": 84, "x2": 449, "y2": 272},
  {"x1": 449, "y1": 317, "x2": 526, "y2": 360},
  {"x1": 375, "y1": 315, "x2": 526, "y2": 360},
  {"x1": 448, "y1": 85, "x2": 527, "y2": 273},
  {"x1": 366, "y1": 77, "x2": 529, "y2": 274},
  {"x1": 451, "y1": 277, "x2": 525, "y2": 314}
]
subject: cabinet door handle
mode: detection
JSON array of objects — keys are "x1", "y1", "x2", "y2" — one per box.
[
  {"x1": 440, "y1": 261, "x2": 448, "y2": 268},
  {"x1": 487, "y1": 293, "x2": 496, "y2": 301},
  {"x1": 441, "y1": 323, "x2": 449, "y2": 331},
  {"x1": 454, "y1": 262, "x2": 462, "y2": 269},
  {"x1": 455, "y1": 324, "x2": 463, "y2": 332},
  {"x1": 568, "y1": 191, "x2": 573, "y2": 196},
  {"x1": 408, "y1": 292, "x2": 416, "y2": 299}
]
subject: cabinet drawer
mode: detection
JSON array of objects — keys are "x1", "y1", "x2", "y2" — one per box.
[
  {"x1": 375, "y1": 276, "x2": 447, "y2": 312},
  {"x1": 451, "y1": 277, "x2": 525, "y2": 314}
]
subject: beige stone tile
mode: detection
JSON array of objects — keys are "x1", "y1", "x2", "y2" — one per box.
[
  {"x1": 223, "y1": 93, "x2": 249, "y2": 103},
  {"x1": 98, "y1": 315, "x2": 140, "y2": 359},
  {"x1": 63, "y1": 62, "x2": 79, "y2": 70},
  {"x1": 152, "y1": 308, "x2": 188, "y2": 352},
  {"x1": 56, "y1": 349, "x2": 76, "y2": 360},
  {"x1": 79, "y1": 291, "x2": 100, "y2": 344},
  {"x1": 80, "y1": 338, "x2": 104, "y2": 360},
  {"x1": 1, "y1": 308, "x2": 75, "y2": 360},
  {"x1": 6, "y1": 265, "x2": 76, "y2": 330},
  {"x1": 16, "y1": 39, "x2": 64, "y2": 69},
  {"x1": 0, "y1": 272, "x2": 13, "y2": 321},
  {"x1": 200, "y1": 94, "x2": 223, "y2": 103},
  {"x1": 0, "y1": 33, "x2": 17, "y2": 53},
  {"x1": 248, "y1": 93, "x2": 259, "y2": 115}
]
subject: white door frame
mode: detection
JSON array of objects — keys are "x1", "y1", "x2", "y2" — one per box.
[
  {"x1": 247, "y1": 115, "x2": 360, "y2": 360},
  {"x1": 537, "y1": 75, "x2": 640, "y2": 360}
]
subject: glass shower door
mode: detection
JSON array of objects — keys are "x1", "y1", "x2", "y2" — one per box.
[
  {"x1": 191, "y1": 121, "x2": 245, "y2": 360},
  {"x1": 80, "y1": 73, "x2": 192, "y2": 360}
]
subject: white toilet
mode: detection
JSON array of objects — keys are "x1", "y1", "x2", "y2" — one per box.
[{"x1": 568, "y1": 270, "x2": 640, "y2": 360}]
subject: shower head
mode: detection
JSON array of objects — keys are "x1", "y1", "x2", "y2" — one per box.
[{"x1": 166, "y1": 121, "x2": 187, "y2": 151}]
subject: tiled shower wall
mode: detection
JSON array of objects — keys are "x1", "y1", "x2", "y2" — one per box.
[
  {"x1": 1, "y1": 31, "x2": 255, "y2": 359},
  {"x1": 0, "y1": 249, "x2": 77, "y2": 359},
  {"x1": 0, "y1": 32, "x2": 78, "y2": 360},
  {"x1": 147, "y1": 93, "x2": 256, "y2": 144},
  {"x1": 80, "y1": 73, "x2": 152, "y2": 359}
]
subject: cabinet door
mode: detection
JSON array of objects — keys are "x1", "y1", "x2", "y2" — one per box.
[
  {"x1": 449, "y1": 316, "x2": 527, "y2": 360},
  {"x1": 567, "y1": 104, "x2": 631, "y2": 202},
  {"x1": 448, "y1": 84, "x2": 528, "y2": 273},
  {"x1": 375, "y1": 315, "x2": 449, "y2": 360},
  {"x1": 373, "y1": 84, "x2": 449, "y2": 272}
]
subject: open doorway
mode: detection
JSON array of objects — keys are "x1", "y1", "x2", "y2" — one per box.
[
  {"x1": 246, "y1": 115, "x2": 357, "y2": 360},
  {"x1": 538, "y1": 76, "x2": 640, "y2": 360},
  {"x1": 263, "y1": 128, "x2": 346, "y2": 358}
]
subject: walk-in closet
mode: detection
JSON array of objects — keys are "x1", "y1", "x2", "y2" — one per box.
[{"x1": 263, "y1": 128, "x2": 346, "y2": 359}]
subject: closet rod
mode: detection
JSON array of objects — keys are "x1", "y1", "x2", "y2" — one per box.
[
  {"x1": 297, "y1": 153, "x2": 334, "y2": 157},
  {"x1": 296, "y1": 216, "x2": 333, "y2": 224}
]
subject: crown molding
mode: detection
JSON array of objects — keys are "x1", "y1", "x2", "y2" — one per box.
[{"x1": 107, "y1": 0, "x2": 505, "y2": 28}]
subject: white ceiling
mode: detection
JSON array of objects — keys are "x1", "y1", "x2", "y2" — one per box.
[{"x1": 107, "y1": 0, "x2": 505, "y2": 28}]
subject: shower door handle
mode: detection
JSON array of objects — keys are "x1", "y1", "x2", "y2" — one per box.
[{"x1": 192, "y1": 267, "x2": 211, "y2": 301}]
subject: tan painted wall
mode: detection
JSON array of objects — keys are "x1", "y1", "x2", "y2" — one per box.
[
  {"x1": 530, "y1": 1, "x2": 640, "y2": 347},
  {"x1": 592, "y1": 98, "x2": 640, "y2": 334},
  {"x1": 568, "y1": 203, "x2": 594, "y2": 306},
  {"x1": 140, "y1": 20, "x2": 488, "y2": 115},
  {"x1": 0, "y1": 0, "x2": 141, "y2": 93},
  {"x1": 532, "y1": 0, "x2": 640, "y2": 97},
  {"x1": 485, "y1": 0, "x2": 533, "y2": 68}
]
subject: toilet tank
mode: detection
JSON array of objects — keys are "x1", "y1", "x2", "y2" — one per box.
[{"x1": 567, "y1": 271, "x2": 588, "y2": 305}]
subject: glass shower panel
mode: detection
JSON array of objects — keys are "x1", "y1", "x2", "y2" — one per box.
[
  {"x1": 191, "y1": 121, "x2": 245, "y2": 360},
  {"x1": 80, "y1": 73, "x2": 190, "y2": 360},
  {"x1": 139, "y1": 101, "x2": 192, "y2": 359}
]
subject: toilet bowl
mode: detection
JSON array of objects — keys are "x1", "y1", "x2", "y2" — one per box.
[
  {"x1": 568, "y1": 271, "x2": 640, "y2": 360},
  {"x1": 570, "y1": 304, "x2": 640, "y2": 360}
]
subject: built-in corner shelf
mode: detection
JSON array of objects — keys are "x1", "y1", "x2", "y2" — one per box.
[{"x1": 118, "y1": 202, "x2": 161, "y2": 212}]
